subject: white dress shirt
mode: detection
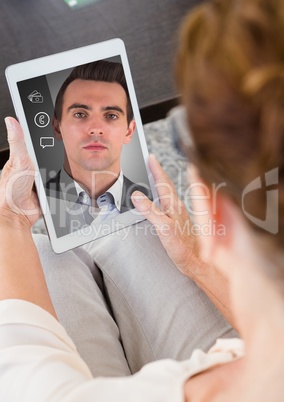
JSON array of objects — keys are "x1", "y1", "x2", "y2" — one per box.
[{"x1": 71, "y1": 169, "x2": 124, "y2": 224}]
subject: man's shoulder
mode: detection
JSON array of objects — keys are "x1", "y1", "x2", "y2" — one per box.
[
  {"x1": 121, "y1": 175, "x2": 152, "y2": 211},
  {"x1": 123, "y1": 175, "x2": 151, "y2": 197},
  {"x1": 45, "y1": 170, "x2": 61, "y2": 189},
  {"x1": 44, "y1": 171, "x2": 62, "y2": 198}
]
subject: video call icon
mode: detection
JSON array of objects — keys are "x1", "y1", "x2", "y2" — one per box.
[{"x1": 28, "y1": 90, "x2": 43, "y2": 103}]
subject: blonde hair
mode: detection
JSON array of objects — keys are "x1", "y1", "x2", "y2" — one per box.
[{"x1": 176, "y1": 0, "x2": 284, "y2": 248}]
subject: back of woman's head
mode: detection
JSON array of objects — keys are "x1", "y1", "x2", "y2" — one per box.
[{"x1": 177, "y1": 0, "x2": 284, "y2": 249}]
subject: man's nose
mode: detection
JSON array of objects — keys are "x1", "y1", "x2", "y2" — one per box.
[
  {"x1": 88, "y1": 127, "x2": 104, "y2": 136},
  {"x1": 88, "y1": 119, "x2": 104, "y2": 136}
]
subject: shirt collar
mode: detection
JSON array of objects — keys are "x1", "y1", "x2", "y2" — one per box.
[
  {"x1": 61, "y1": 169, "x2": 124, "y2": 212},
  {"x1": 97, "y1": 170, "x2": 124, "y2": 212}
]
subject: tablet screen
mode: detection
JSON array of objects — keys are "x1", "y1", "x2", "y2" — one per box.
[{"x1": 7, "y1": 43, "x2": 154, "y2": 250}]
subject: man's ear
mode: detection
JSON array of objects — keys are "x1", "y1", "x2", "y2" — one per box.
[
  {"x1": 124, "y1": 120, "x2": 136, "y2": 144},
  {"x1": 52, "y1": 116, "x2": 62, "y2": 141}
]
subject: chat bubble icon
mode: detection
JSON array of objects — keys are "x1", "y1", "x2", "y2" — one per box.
[{"x1": 40, "y1": 137, "x2": 54, "y2": 149}]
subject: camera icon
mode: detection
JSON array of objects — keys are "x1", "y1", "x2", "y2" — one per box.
[{"x1": 28, "y1": 90, "x2": 43, "y2": 103}]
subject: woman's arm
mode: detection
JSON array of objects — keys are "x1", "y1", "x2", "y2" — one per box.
[
  {"x1": 0, "y1": 117, "x2": 56, "y2": 318},
  {"x1": 131, "y1": 155, "x2": 235, "y2": 328}
]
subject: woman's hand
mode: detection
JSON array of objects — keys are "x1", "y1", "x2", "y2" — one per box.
[
  {"x1": 131, "y1": 154, "x2": 204, "y2": 278},
  {"x1": 132, "y1": 155, "x2": 235, "y2": 327},
  {"x1": 0, "y1": 117, "x2": 57, "y2": 318},
  {"x1": 0, "y1": 117, "x2": 41, "y2": 228}
]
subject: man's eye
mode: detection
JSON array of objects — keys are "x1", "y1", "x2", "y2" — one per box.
[
  {"x1": 106, "y1": 113, "x2": 118, "y2": 120},
  {"x1": 74, "y1": 112, "x2": 86, "y2": 118}
]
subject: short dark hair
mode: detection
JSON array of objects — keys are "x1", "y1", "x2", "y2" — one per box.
[{"x1": 54, "y1": 60, "x2": 133, "y2": 124}]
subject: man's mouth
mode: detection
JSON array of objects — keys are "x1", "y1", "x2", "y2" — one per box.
[{"x1": 83, "y1": 143, "x2": 107, "y2": 151}]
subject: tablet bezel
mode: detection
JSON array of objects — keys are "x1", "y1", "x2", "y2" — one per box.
[{"x1": 5, "y1": 38, "x2": 157, "y2": 253}]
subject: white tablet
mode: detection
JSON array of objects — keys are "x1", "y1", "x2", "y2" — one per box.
[{"x1": 6, "y1": 38, "x2": 157, "y2": 253}]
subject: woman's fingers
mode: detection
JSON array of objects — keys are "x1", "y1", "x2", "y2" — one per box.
[
  {"x1": 4, "y1": 117, "x2": 30, "y2": 169},
  {"x1": 132, "y1": 153, "x2": 188, "y2": 227},
  {"x1": 148, "y1": 155, "x2": 179, "y2": 213},
  {"x1": 131, "y1": 191, "x2": 171, "y2": 227},
  {"x1": 1, "y1": 117, "x2": 40, "y2": 226}
]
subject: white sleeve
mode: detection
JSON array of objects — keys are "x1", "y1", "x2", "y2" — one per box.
[
  {"x1": 0, "y1": 300, "x2": 244, "y2": 402},
  {"x1": 0, "y1": 300, "x2": 190, "y2": 402}
]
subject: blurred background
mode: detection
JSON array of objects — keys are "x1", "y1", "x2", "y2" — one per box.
[{"x1": 0, "y1": 0, "x2": 202, "y2": 164}]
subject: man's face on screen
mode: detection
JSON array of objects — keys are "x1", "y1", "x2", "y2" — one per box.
[{"x1": 53, "y1": 79, "x2": 135, "y2": 177}]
